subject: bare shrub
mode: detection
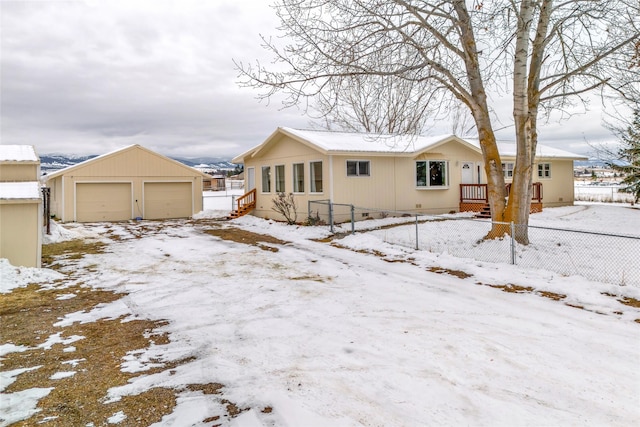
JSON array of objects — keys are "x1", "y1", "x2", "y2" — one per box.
[{"x1": 272, "y1": 192, "x2": 298, "y2": 224}]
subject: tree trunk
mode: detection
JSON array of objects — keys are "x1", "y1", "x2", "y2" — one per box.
[
  {"x1": 507, "y1": 0, "x2": 536, "y2": 244},
  {"x1": 505, "y1": 123, "x2": 534, "y2": 244},
  {"x1": 453, "y1": 0, "x2": 506, "y2": 237},
  {"x1": 478, "y1": 123, "x2": 508, "y2": 237}
]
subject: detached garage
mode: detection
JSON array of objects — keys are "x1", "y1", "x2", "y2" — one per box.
[{"x1": 45, "y1": 144, "x2": 209, "y2": 222}]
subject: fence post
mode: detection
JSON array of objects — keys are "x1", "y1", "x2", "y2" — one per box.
[
  {"x1": 351, "y1": 205, "x2": 355, "y2": 234},
  {"x1": 415, "y1": 215, "x2": 419, "y2": 250},
  {"x1": 329, "y1": 201, "x2": 334, "y2": 233},
  {"x1": 510, "y1": 221, "x2": 516, "y2": 265},
  {"x1": 231, "y1": 194, "x2": 236, "y2": 211}
]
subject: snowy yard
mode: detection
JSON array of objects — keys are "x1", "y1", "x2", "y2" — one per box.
[
  {"x1": 574, "y1": 182, "x2": 636, "y2": 203},
  {"x1": 1, "y1": 196, "x2": 639, "y2": 426}
]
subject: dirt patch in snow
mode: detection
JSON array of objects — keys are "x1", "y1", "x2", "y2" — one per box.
[
  {"x1": 0, "y1": 236, "x2": 245, "y2": 426},
  {"x1": 203, "y1": 226, "x2": 289, "y2": 251},
  {"x1": 41, "y1": 239, "x2": 107, "y2": 268},
  {"x1": 427, "y1": 267, "x2": 473, "y2": 279},
  {"x1": 0, "y1": 283, "x2": 178, "y2": 426}
]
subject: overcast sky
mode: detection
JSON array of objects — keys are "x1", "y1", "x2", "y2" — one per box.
[{"x1": 0, "y1": 0, "x2": 622, "y2": 159}]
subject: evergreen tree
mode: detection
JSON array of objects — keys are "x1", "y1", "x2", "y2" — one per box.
[{"x1": 608, "y1": 109, "x2": 640, "y2": 203}]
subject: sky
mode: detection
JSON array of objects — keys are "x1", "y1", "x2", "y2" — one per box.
[{"x1": 0, "y1": 0, "x2": 625, "y2": 160}]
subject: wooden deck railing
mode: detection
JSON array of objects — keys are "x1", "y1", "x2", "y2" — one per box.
[
  {"x1": 229, "y1": 188, "x2": 257, "y2": 219},
  {"x1": 505, "y1": 182, "x2": 543, "y2": 202},
  {"x1": 236, "y1": 188, "x2": 256, "y2": 211},
  {"x1": 460, "y1": 184, "x2": 488, "y2": 202},
  {"x1": 460, "y1": 182, "x2": 543, "y2": 203}
]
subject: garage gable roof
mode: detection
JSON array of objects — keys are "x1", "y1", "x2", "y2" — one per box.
[
  {"x1": 45, "y1": 144, "x2": 209, "y2": 180},
  {"x1": 232, "y1": 127, "x2": 478, "y2": 163}
]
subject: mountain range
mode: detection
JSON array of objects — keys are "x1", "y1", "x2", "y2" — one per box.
[{"x1": 39, "y1": 154, "x2": 236, "y2": 175}]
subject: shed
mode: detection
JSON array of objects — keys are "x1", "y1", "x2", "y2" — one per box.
[
  {"x1": 45, "y1": 145, "x2": 209, "y2": 222},
  {"x1": 203, "y1": 174, "x2": 227, "y2": 191},
  {"x1": 0, "y1": 145, "x2": 41, "y2": 181},
  {"x1": 0, "y1": 145, "x2": 42, "y2": 268}
]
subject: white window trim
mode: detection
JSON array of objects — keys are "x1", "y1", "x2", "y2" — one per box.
[
  {"x1": 309, "y1": 160, "x2": 324, "y2": 194},
  {"x1": 274, "y1": 164, "x2": 286, "y2": 193},
  {"x1": 261, "y1": 166, "x2": 271, "y2": 193},
  {"x1": 502, "y1": 162, "x2": 515, "y2": 180},
  {"x1": 537, "y1": 162, "x2": 552, "y2": 179},
  {"x1": 292, "y1": 163, "x2": 305, "y2": 194},
  {"x1": 346, "y1": 160, "x2": 371, "y2": 177},
  {"x1": 415, "y1": 160, "x2": 449, "y2": 189}
]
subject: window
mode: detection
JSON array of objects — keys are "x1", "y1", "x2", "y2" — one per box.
[
  {"x1": 275, "y1": 165, "x2": 285, "y2": 192},
  {"x1": 261, "y1": 166, "x2": 271, "y2": 192},
  {"x1": 537, "y1": 163, "x2": 551, "y2": 179},
  {"x1": 416, "y1": 160, "x2": 448, "y2": 188},
  {"x1": 310, "y1": 161, "x2": 323, "y2": 193},
  {"x1": 346, "y1": 160, "x2": 370, "y2": 176},
  {"x1": 502, "y1": 162, "x2": 515, "y2": 178},
  {"x1": 293, "y1": 163, "x2": 304, "y2": 193}
]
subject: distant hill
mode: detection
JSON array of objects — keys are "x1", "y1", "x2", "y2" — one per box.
[
  {"x1": 40, "y1": 154, "x2": 236, "y2": 175},
  {"x1": 40, "y1": 154, "x2": 98, "y2": 174},
  {"x1": 173, "y1": 157, "x2": 236, "y2": 171}
]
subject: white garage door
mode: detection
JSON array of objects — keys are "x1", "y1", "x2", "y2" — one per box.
[
  {"x1": 144, "y1": 182, "x2": 192, "y2": 220},
  {"x1": 76, "y1": 183, "x2": 132, "y2": 222}
]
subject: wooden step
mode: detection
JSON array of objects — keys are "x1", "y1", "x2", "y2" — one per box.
[
  {"x1": 475, "y1": 204, "x2": 491, "y2": 219},
  {"x1": 227, "y1": 203, "x2": 256, "y2": 219}
]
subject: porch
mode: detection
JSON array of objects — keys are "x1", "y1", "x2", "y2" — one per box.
[
  {"x1": 460, "y1": 182, "x2": 543, "y2": 217},
  {"x1": 228, "y1": 188, "x2": 256, "y2": 219}
]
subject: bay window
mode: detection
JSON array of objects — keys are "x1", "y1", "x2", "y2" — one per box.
[{"x1": 416, "y1": 160, "x2": 448, "y2": 188}]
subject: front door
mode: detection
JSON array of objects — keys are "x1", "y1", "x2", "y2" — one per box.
[
  {"x1": 461, "y1": 162, "x2": 475, "y2": 184},
  {"x1": 247, "y1": 167, "x2": 255, "y2": 190}
]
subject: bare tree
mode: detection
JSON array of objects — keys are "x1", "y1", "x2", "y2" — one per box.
[
  {"x1": 311, "y1": 73, "x2": 438, "y2": 135},
  {"x1": 449, "y1": 102, "x2": 475, "y2": 137},
  {"x1": 506, "y1": 0, "x2": 640, "y2": 242},
  {"x1": 236, "y1": 0, "x2": 640, "y2": 243}
]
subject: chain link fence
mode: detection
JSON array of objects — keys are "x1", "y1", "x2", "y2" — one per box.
[
  {"x1": 309, "y1": 200, "x2": 640, "y2": 287},
  {"x1": 574, "y1": 184, "x2": 635, "y2": 203}
]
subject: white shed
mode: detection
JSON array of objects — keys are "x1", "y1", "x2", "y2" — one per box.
[{"x1": 0, "y1": 146, "x2": 42, "y2": 268}]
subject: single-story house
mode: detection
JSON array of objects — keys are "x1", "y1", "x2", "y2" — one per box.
[
  {"x1": 231, "y1": 127, "x2": 588, "y2": 222},
  {"x1": 45, "y1": 144, "x2": 209, "y2": 222},
  {"x1": 0, "y1": 145, "x2": 42, "y2": 268}
]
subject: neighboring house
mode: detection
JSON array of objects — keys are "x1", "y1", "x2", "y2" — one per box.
[
  {"x1": 203, "y1": 174, "x2": 226, "y2": 191},
  {"x1": 45, "y1": 144, "x2": 209, "y2": 222},
  {"x1": 231, "y1": 127, "x2": 587, "y2": 221},
  {"x1": 0, "y1": 145, "x2": 42, "y2": 268}
]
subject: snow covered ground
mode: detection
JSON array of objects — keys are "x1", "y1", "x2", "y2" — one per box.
[
  {"x1": 574, "y1": 182, "x2": 635, "y2": 203},
  {"x1": 334, "y1": 203, "x2": 640, "y2": 287},
  {"x1": 1, "y1": 195, "x2": 639, "y2": 426}
]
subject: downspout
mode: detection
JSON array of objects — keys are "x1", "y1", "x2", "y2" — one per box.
[
  {"x1": 37, "y1": 193, "x2": 43, "y2": 268},
  {"x1": 61, "y1": 176, "x2": 66, "y2": 223},
  {"x1": 394, "y1": 157, "x2": 398, "y2": 211},
  {"x1": 329, "y1": 155, "x2": 334, "y2": 202}
]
